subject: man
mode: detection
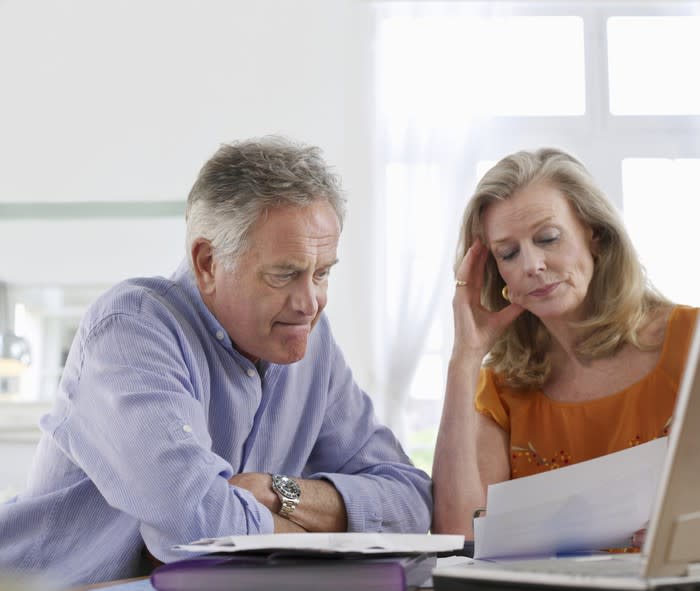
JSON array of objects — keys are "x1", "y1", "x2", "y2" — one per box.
[{"x1": 0, "y1": 137, "x2": 432, "y2": 587}]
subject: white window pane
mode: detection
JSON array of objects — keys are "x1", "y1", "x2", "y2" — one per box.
[
  {"x1": 623, "y1": 158, "x2": 700, "y2": 305},
  {"x1": 608, "y1": 17, "x2": 700, "y2": 115},
  {"x1": 378, "y1": 16, "x2": 585, "y2": 120}
]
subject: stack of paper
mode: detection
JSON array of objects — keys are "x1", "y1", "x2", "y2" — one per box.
[
  {"x1": 474, "y1": 437, "x2": 668, "y2": 559},
  {"x1": 175, "y1": 532, "x2": 464, "y2": 555}
]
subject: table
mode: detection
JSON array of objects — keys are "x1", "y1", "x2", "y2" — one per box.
[
  {"x1": 73, "y1": 576, "x2": 438, "y2": 591},
  {"x1": 72, "y1": 578, "x2": 150, "y2": 591}
]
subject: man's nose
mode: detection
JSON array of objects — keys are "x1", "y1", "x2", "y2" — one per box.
[{"x1": 289, "y1": 279, "x2": 319, "y2": 317}]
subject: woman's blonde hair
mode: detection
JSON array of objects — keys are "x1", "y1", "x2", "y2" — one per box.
[{"x1": 455, "y1": 148, "x2": 670, "y2": 389}]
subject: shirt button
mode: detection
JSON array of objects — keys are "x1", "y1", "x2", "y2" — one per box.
[
  {"x1": 246, "y1": 368, "x2": 256, "y2": 377},
  {"x1": 182, "y1": 424, "x2": 193, "y2": 433},
  {"x1": 216, "y1": 330, "x2": 225, "y2": 340}
]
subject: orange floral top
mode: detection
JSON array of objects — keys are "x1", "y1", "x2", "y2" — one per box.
[{"x1": 475, "y1": 305, "x2": 698, "y2": 479}]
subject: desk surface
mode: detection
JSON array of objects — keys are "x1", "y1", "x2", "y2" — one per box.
[
  {"x1": 73, "y1": 577, "x2": 149, "y2": 591},
  {"x1": 73, "y1": 577, "x2": 437, "y2": 591}
]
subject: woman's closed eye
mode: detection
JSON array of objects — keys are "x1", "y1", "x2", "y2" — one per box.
[
  {"x1": 496, "y1": 234, "x2": 559, "y2": 261},
  {"x1": 536, "y1": 233, "x2": 560, "y2": 246},
  {"x1": 499, "y1": 248, "x2": 518, "y2": 262}
]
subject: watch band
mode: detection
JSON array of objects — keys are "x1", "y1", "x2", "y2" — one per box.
[
  {"x1": 278, "y1": 496, "x2": 299, "y2": 518},
  {"x1": 271, "y1": 474, "x2": 301, "y2": 519}
]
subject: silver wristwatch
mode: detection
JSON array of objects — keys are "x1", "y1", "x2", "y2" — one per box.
[{"x1": 271, "y1": 473, "x2": 302, "y2": 519}]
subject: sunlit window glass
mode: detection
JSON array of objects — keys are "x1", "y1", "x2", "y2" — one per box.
[
  {"x1": 406, "y1": 350, "x2": 445, "y2": 473},
  {"x1": 608, "y1": 17, "x2": 700, "y2": 115},
  {"x1": 377, "y1": 15, "x2": 585, "y2": 123},
  {"x1": 623, "y1": 158, "x2": 700, "y2": 305}
]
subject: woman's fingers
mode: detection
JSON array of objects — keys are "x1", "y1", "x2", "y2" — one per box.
[
  {"x1": 455, "y1": 239, "x2": 488, "y2": 297},
  {"x1": 631, "y1": 527, "x2": 646, "y2": 548}
]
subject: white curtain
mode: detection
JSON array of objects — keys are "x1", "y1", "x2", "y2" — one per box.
[{"x1": 371, "y1": 2, "x2": 496, "y2": 440}]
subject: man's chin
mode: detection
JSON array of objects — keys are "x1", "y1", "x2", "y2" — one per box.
[
  {"x1": 271, "y1": 350, "x2": 307, "y2": 365},
  {"x1": 268, "y1": 339, "x2": 309, "y2": 365}
]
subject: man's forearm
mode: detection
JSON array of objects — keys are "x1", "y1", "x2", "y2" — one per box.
[
  {"x1": 272, "y1": 514, "x2": 307, "y2": 532},
  {"x1": 286, "y1": 478, "x2": 347, "y2": 532},
  {"x1": 229, "y1": 473, "x2": 348, "y2": 533}
]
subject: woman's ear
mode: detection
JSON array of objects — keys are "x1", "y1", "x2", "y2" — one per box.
[
  {"x1": 589, "y1": 228, "x2": 600, "y2": 259},
  {"x1": 191, "y1": 238, "x2": 216, "y2": 295}
]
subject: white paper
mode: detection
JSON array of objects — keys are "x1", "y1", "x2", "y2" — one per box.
[
  {"x1": 474, "y1": 437, "x2": 668, "y2": 559},
  {"x1": 174, "y1": 532, "x2": 465, "y2": 555}
]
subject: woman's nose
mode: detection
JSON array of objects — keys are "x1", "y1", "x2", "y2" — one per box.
[{"x1": 521, "y1": 245, "x2": 546, "y2": 276}]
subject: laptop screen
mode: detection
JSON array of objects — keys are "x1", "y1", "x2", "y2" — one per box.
[{"x1": 643, "y1": 317, "x2": 700, "y2": 578}]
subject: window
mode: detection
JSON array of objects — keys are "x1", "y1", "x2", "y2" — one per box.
[
  {"x1": 608, "y1": 17, "x2": 700, "y2": 115},
  {"x1": 374, "y1": 2, "x2": 700, "y2": 473},
  {"x1": 0, "y1": 204, "x2": 185, "y2": 403},
  {"x1": 4, "y1": 285, "x2": 108, "y2": 401},
  {"x1": 623, "y1": 158, "x2": 700, "y2": 304}
]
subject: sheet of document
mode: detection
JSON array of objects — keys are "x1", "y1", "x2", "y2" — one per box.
[
  {"x1": 174, "y1": 532, "x2": 465, "y2": 555},
  {"x1": 474, "y1": 437, "x2": 668, "y2": 559}
]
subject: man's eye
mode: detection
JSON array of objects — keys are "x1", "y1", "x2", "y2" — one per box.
[
  {"x1": 314, "y1": 269, "x2": 331, "y2": 281},
  {"x1": 268, "y1": 273, "x2": 295, "y2": 286}
]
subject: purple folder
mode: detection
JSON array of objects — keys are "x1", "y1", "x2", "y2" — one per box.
[{"x1": 151, "y1": 551, "x2": 436, "y2": 591}]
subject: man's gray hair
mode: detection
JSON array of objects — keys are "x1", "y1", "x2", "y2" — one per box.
[{"x1": 185, "y1": 136, "x2": 346, "y2": 269}]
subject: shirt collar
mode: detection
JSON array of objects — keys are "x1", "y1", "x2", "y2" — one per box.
[{"x1": 171, "y1": 259, "x2": 234, "y2": 349}]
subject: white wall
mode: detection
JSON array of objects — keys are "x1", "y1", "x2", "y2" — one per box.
[
  {"x1": 0, "y1": 0, "x2": 377, "y2": 390},
  {"x1": 0, "y1": 0, "x2": 379, "y2": 491}
]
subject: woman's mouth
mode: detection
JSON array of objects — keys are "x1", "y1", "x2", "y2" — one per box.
[{"x1": 528, "y1": 282, "x2": 560, "y2": 297}]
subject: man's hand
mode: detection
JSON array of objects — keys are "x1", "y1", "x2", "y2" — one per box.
[{"x1": 228, "y1": 472, "x2": 348, "y2": 533}]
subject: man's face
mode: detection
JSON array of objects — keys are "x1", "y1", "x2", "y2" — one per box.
[{"x1": 196, "y1": 201, "x2": 341, "y2": 364}]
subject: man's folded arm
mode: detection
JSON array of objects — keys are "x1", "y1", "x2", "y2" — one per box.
[{"x1": 229, "y1": 472, "x2": 347, "y2": 532}]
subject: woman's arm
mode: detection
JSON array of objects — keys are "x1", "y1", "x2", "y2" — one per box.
[
  {"x1": 432, "y1": 356, "x2": 510, "y2": 538},
  {"x1": 432, "y1": 239, "x2": 521, "y2": 538}
]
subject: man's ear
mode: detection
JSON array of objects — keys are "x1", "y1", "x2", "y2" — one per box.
[{"x1": 191, "y1": 238, "x2": 216, "y2": 295}]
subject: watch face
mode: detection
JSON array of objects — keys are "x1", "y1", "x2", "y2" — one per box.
[{"x1": 273, "y1": 474, "x2": 301, "y2": 499}]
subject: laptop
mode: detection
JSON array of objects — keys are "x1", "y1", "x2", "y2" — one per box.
[{"x1": 433, "y1": 318, "x2": 700, "y2": 591}]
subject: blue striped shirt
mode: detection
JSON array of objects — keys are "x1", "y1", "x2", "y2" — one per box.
[{"x1": 0, "y1": 261, "x2": 432, "y2": 587}]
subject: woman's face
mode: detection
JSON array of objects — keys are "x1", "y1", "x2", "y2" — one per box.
[{"x1": 482, "y1": 181, "x2": 596, "y2": 323}]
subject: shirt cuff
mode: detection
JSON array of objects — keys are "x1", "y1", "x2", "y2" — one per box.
[
  {"x1": 309, "y1": 472, "x2": 383, "y2": 532},
  {"x1": 229, "y1": 484, "x2": 275, "y2": 535}
]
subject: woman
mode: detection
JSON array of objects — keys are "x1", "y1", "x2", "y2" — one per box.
[{"x1": 432, "y1": 148, "x2": 697, "y2": 542}]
